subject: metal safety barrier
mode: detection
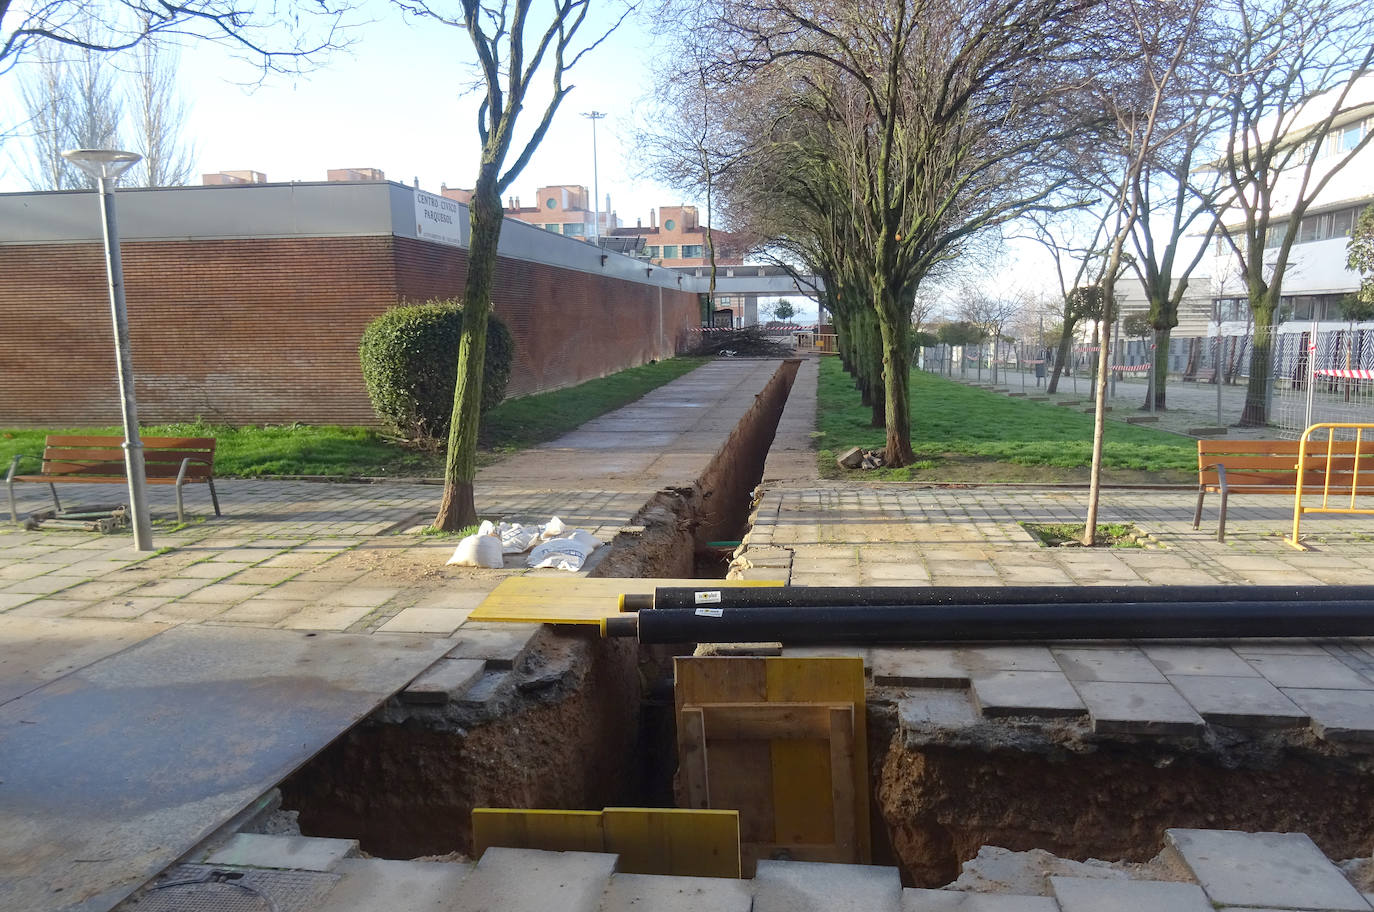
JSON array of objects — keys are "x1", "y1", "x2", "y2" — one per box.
[{"x1": 1291, "y1": 422, "x2": 1374, "y2": 547}]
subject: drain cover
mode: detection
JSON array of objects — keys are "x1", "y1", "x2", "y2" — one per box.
[{"x1": 120, "y1": 864, "x2": 339, "y2": 912}]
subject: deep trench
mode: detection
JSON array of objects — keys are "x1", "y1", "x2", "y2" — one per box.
[
  {"x1": 277, "y1": 355, "x2": 1374, "y2": 884},
  {"x1": 278, "y1": 358, "x2": 802, "y2": 858}
]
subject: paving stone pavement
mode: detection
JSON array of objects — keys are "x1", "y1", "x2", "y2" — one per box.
[{"x1": 0, "y1": 360, "x2": 787, "y2": 637}]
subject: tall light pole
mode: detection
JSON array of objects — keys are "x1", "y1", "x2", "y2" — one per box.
[
  {"x1": 582, "y1": 111, "x2": 605, "y2": 242},
  {"x1": 62, "y1": 148, "x2": 154, "y2": 552}
]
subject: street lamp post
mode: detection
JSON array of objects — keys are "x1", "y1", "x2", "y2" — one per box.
[
  {"x1": 582, "y1": 111, "x2": 605, "y2": 242},
  {"x1": 61, "y1": 148, "x2": 154, "y2": 552}
]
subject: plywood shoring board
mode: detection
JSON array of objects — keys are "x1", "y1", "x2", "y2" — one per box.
[{"x1": 673, "y1": 656, "x2": 870, "y2": 869}]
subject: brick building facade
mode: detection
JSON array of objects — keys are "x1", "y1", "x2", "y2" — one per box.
[{"x1": 0, "y1": 182, "x2": 699, "y2": 427}]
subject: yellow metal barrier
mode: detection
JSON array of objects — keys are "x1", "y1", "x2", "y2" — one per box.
[{"x1": 1290, "y1": 423, "x2": 1374, "y2": 547}]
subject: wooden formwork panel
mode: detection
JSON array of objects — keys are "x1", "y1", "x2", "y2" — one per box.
[{"x1": 674, "y1": 656, "x2": 870, "y2": 869}]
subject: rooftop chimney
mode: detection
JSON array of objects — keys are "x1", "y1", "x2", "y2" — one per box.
[{"x1": 650, "y1": 208, "x2": 657, "y2": 228}]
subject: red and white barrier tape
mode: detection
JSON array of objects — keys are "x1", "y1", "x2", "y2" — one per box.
[{"x1": 1313, "y1": 368, "x2": 1374, "y2": 380}]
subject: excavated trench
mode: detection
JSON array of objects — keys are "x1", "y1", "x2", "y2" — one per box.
[
  {"x1": 279, "y1": 358, "x2": 801, "y2": 857},
  {"x1": 278, "y1": 354, "x2": 1374, "y2": 885},
  {"x1": 868, "y1": 697, "x2": 1374, "y2": 885}
]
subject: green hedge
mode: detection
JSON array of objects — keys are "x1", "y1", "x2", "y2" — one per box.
[{"x1": 359, "y1": 300, "x2": 514, "y2": 440}]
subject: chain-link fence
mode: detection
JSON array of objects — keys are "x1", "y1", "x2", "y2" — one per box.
[{"x1": 922, "y1": 323, "x2": 1374, "y2": 436}]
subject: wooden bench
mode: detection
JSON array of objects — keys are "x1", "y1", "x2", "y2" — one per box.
[
  {"x1": 6, "y1": 435, "x2": 221, "y2": 525},
  {"x1": 1195, "y1": 436, "x2": 1373, "y2": 542}
]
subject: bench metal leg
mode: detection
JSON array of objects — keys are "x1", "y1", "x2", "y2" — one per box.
[
  {"x1": 1193, "y1": 489, "x2": 1205, "y2": 529},
  {"x1": 175, "y1": 486, "x2": 185, "y2": 525},
  {"x1": 48, "y1": 483, "x2": 61, "y2": 515},
  {"x1": 207, "y1": 478, "x2": 221, "y2": 517},
  {"x1": 1216, "y1": 465, "x2": 1229, "y2": 543}
]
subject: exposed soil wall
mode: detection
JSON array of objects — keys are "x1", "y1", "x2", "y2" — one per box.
[
  {"x1": 876, "y1": 719, "x2": 1374, "y2": 886},
  {"x1": 280, "y1": 630, "x2": 641, "y2": 858}
]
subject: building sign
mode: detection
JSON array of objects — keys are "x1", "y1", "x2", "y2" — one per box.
[{"x1": 414, "y1": 190, "x2": 463, "y2": 247}]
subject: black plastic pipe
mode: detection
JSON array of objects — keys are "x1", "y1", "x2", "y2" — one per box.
[
  {"x1": 624, "y1": 584, "x2": 1374, "y2": 612},
  {"x1": 603, "y1": 598, "x2": 1374, "y2": 644}
]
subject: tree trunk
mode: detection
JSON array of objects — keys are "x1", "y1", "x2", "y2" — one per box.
[
  {"x1": 433, "y1": 170, "x2": 501, "y2": 531},
  {"x1": 1239, "y1": 304, "x2": 1275, "y2": 426},
  {"x1": 877, "y1": 296, "x2": 916, "y2": 467},
  {"x1": 1146, "y1": 327, "x2": 1172, "y2": 410},
  {"x1": 1048, "y1": 319, "x2": 1075, "y2": 393}
]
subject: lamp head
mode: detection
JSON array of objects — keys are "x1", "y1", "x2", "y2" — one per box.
[{"x1": 61, "y1": 149, "x2": 142, "y2": 181}]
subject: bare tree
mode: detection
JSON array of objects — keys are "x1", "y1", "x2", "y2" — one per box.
[
  {"x1": 129, "y1": 32, "x2": 196, "y2": 186},
  {"x1": 2, "y1": 0, "x2": 353, "y2": 77},
  {"x1": 957, "y1": 286, "x2": 1028, "y2": 386},
  {"x1": 400, "y1": 0, "x2": 633, "y2": 529},
  {"x1": 1211, "y1": 0, "x2": 1374, "y2": 425},
  {"x1": 20, "y1": 35, "x2": 123, "y2": 189}
]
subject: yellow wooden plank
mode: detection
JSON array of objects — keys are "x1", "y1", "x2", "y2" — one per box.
[
  {"x1": 603, "y1": 808, "x2": 741, "y2": 878},
  {"x1": 471, "y1": 808, "x2": 605, "y2": 856},
  {"x1": 695, "y1": 702, "x2": 849, "y2": 740},
  {"x1": 675, "y1": 658, "x2": 774, "y2": 845},
  {"x1": 765, "y1": 657, "x2": 868, "y2": 863},
  {"x1": 470, "y1": 577, "x2": 784, "y2": 625}
]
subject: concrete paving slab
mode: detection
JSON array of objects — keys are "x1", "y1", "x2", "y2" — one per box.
[
  {"x1": 0, "y1": 616, "x2": 166, "y2": 705},
  {"x1": 318, "y1": 857, "x2": 474, "y2": 912},
  {"x1": 1169, "y1": 674, "x2": 1309, "y2": 728},
  {"x1": 1166, "y1": 829, "x2": 1372, "y2": 911},
  {"x1": 401, "y1": 657, "x2": 487, "y2": 704},
  {"x1": 873, "y1": 647, "x2": 970, "y2": 687},
  {"x1": 597, "y1": 872, "x2": 753, "y2": 912},
  {"x1": 453, "y1": 848, "x2": 618, "y2": 912},
  {"x1": 1140, "y1": 645, "x2": 1259, "y2": 677},
  {"x1": 1075, "y1": 681, "x2": 1206, "y2": 735},
  {"x1": 958, "y1": 647, "x2": 1061, "y2": 673},
  {"x1": 443, "y1": 623, "x2": 541, "y2": 669},
  {"x1": 1049, "y1": 876, "x2": 1215, "y2": 911},
  {"x1": 0, "y1": 625, "x2": 449, "y2": 912},
  {"x1": 202, "y1": 832, "x2": 359, "y2": 870},
  {"x1": 902, "y1": 890, "x2": 1059, "y2": 911},
  {"x1": 753, "y1": 859, "x2": 903, "y2": 912},
  {"x1": 971, "y1": 671, "x2": 1086, "y2": 719},
  {"x1": 1282, "y1": 689, "x2": 1374, "y2": 742},
  {"x1": 1244, "y1": 654, "x2": 1374, "y2": 690},
  {"x1": 898, "y1": 690, "x2": 981, "y2": 730},
  {"x1": 1053, "y1": 647, "x2": 1168, "y2": 683}
]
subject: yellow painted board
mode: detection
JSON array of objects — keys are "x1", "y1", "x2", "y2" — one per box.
[
  {"x1": 765, "y1": 657, "x2": 868, "y2": 862},
  {"x1": 469, "y1": 577, "x2": 784, "y2": 625},
  {"x1": 472, "y1": 808, "x2": 604, "y2": 856},
  {"x1": 603, "y1": 807, "x2": 741, "y2": 878}
]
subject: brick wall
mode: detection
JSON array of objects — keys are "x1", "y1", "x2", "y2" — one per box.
[{"x1": 0, "y1": 235, "x2": 700, "y2": 426}]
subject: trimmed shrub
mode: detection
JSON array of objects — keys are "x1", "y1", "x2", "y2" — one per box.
[{"x1": 359, "y1": 300, "x2": 514, "y2": 440}]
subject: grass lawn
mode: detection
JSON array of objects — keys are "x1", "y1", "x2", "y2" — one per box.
[
  {"x1": 1, "y1": 357, "x2": 707, "y2": 479},
  {"x1": 816, "y1": 358, "x2": 1198, "y2": 483}
]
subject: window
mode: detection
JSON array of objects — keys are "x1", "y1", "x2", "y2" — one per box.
[
  {"x1": 664, "y1": 219, "x2": 676, "y2": 231},
  {"x1": 645, "y1": 246, "x2": 660, "y2": 258},
  {"x1": 563, "y1": 223, "x2": 585, "y2": 235},
  {"x1": 662, "y1": 245, "x2": 679, "y2": 259},
  {"x1": 1331, "y1": 121, "x2": 1365, "y2": 156},
  {"x1": 546, "y1": 198, "x2": 557, "y2": 209},
  {"x1": 544, "y1": 224, "x2": 560, "y2": 233},
  {"x1": 681, "y1": 245, "x2": 703, "y2": 258}
]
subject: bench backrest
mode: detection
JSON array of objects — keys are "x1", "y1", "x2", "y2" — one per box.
[
  {"x1": 41, "y1": 435, "x2": 217, "y2": 481},
  {"x1": 1197, "y1": 439, "x2": 1374, "y2": 493}
]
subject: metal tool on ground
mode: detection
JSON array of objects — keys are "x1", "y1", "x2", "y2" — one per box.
[{"x1": 22, "y1": 503, "x2": 130, "y2": 533}]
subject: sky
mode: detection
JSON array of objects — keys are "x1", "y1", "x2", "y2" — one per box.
[
  {"x1": 0, "y1": 1, "x2": 690, "y2": 223},
  {"x1": 0, "y1": 0, "x2": 1066, "y2": 320}
]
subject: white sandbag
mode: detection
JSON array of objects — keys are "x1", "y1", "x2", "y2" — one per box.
[
  {"x1": 478, "y1": 519, "x2": 496, "y2": 537},
  {"x1": 446, "y1": 532, "x2": 504, "y2": 568},
  {"x1": 527, "y1": 529, "x2": 601, "y2": 572},
  {"x1": 498, "y1": 522, "x2": 540, "y2": 554},
  {"x1": 539, "y1": 516, "x2": 567, "y2": 540}
]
